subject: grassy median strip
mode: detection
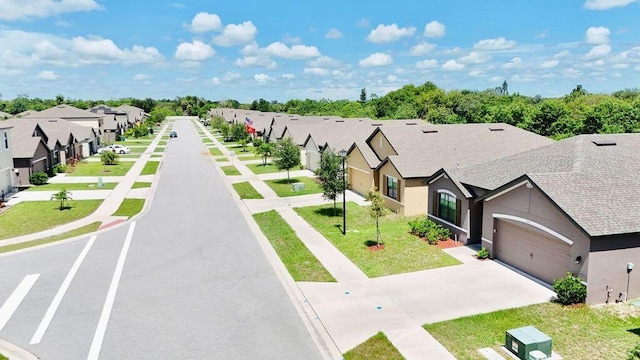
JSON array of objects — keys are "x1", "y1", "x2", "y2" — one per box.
[
  {"x1": 112, "y1": 199, "x2": 145, "y2": 218},
  {"x1": 0, "y1": 200, "x2": 103, "y2": 240},
  {"x1": 140, "y1": 161, "x2": 160, "y2": 175},
  {"x1": 68, "y1": 161, "x2": 134, "y2": 177},
  {"x1": 264, "y1": 177, "x2": 323, "y2": 197},
  {"x1": 232, "y1": 182, "x2": 264, "y2": 199},
  {"x1": 0, "y1": 222, "x2": 101, "y2": 254},
  {"x1": 221, "y1": 165, "x2": 241, "y2": 176},
  {"x1": 343, "y1": 332, "x2": 404, "y2": 360},
  {"x1": 246, "y1": 163, "x2": 285, "y2": 174},
  {"x1": 295, "y1": 203, "x2": 460, "y2": 277},
  {"x1": 425, "y1": 302, "x2": 640, "y2": 360},
  {"x1": 253, "y1": 210, "x2": 335, "y2": 282},
  {"x1": 26, "y1": 182, "x2": 117, "y2": 191}
]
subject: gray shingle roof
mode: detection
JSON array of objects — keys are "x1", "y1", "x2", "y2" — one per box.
[
  {"x1": 450, "y1": 133, "x2": 640, "y2": 237},
  {"x1": 30, "y1": 105, "x2": 103, "y2": 120},
  {"x1": 378, "y1": 123, "x2": 554, "y2": 178},
  {"x1": 2, "y1": 118, "x2": 49, "y2": 158}
]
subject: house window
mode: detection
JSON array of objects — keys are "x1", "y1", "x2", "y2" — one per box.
[
  {"x1": 3, "y1": 132, "x2": 8, "y2": 150},
  {"x1": 438, "y1": 193, "x2": 456, "y2": 224},
  {"x1": 385, "y1": 175, "x2": 399, "y2": 200}
]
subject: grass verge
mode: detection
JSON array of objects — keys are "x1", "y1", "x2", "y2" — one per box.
[
  {"x1": 209, "y1": 147, "x2": 223, "y2": 156},
  {"x1": 26, "y1": 182, "x2": 117, "y2": 191},
  {"x1": 424, "y1": 302, "x2": 640, "y2": 360},
  {"x1": 246, "y1": 163, "x2": 285, "y2": 174},
  {"x1": 264, "y1": 177, "x2": 323, "y2": 197},
  {"x1": 131, "y1": 182, "x2": 152, "y2": 189},
  {"x1": 68, "y1": 161, "x2": 134, "y2": 177},
  {"x1": 221, "y1": 165, "x2": 241, "y2": 176},
  {"x1": 153, "y1": 146, "x2": 166, "y2": 152},
  {"x1": 343, "y1": 332, "x2": 404, "y2": 360},
  {"x1": 232, "y1": 182, "x2": 264, "y2": 199},
  {"x1": 112, "y1": 199, "x2": 145, "y2": 218},
  {"x1": 0, "y1": 200, "x2": 102, "y2": 240},
  {"x1": 0, "y1": 222, "x2": 101, "y2": 254},
  {"x1": 253, "y1": 210, "x2": 335, "y2": 282},
  {"x1": 140, "y1": 161, "x2": 160, "y2": 175},
  {"x1": 295, "y1": 203, "x2": 460, "y2": 277},
  {"x1": 216, "y1": 157, "x2": 229, "y2": 162}
]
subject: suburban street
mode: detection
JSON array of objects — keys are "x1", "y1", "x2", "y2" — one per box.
[{"x1": 0, "y1": 118, "x2": 324, "y2": 359}]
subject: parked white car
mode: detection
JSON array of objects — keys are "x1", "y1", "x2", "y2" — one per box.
[{"x1": 98, "y1": 144, "x2": 131, "y2": 154}]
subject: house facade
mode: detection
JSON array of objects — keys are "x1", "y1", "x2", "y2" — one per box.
[{"x1": 0, "y1": 123, "x2": 14, "y2": 194}]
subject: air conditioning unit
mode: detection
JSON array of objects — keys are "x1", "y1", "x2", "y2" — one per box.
[{"x1": 505, "y1": 326, "x2": 552, "y2": 360}]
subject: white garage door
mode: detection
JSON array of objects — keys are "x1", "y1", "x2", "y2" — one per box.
[{"x1": 494, "y1": 219, "x2": 571, "y2": 284}]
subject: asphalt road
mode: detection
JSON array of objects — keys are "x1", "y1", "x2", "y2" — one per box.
[{"x1": 0, "y1": 118, "x2": 323, "y2": 359}]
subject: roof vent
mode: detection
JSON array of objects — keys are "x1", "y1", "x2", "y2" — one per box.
[
  {"x1": 422, "y1": 129, "x2": 438, "y2": 134},
  {"x1": 371, "y1": 123, "x2": 382, "y2": 126},
  {"x1": 324, "y1": 117, "x2": 331, "y2": 120},
  {"x1": 291, "y1": 118, "x2": 298, "y2": 121},
  {"x1": 489, "y1": 127, "x2": 505, "y2": 132},
  {"x1": 406, "y1": 122, "x2": 417, "y2": 125},
  {"x1": 48, "y1": 120, "x2": 58, "y2": 122},
  {"x1": 592, "y1": 140, "x2": 617, "y2": 146},
  {"x1": 335, "y1": 120, "x2": 345, "y2": 123}
]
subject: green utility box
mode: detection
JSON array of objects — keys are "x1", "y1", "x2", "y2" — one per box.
[
  {"x1": 292, "y1": 182, "x2": 305, "y2": 192},
  {"x1": 505, "y1": 326, "x2": 552, "y2": 360}
]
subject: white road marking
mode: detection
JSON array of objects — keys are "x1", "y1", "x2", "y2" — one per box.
[
  {"x1": 87, "y1": 222, "x2": 136, "y2": 360},
  {"x1": 30, "y1": 235, "x2": 97, "y2": 344},
  {"x1": 0, "y1": 274, "x2": 40, "y2": 332}
]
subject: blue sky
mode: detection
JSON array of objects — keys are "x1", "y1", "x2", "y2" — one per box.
[{"x1": 0, "y1": 0, "x2": 639, "y2": 102}]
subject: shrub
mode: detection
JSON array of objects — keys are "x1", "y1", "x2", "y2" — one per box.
[
  {"x1": 101, "y1": 151, "x2": 119, "y2": 165},
  {"x1": 29, "y1": 171, "x2": 49, "y2": 185},
  {"x1": 627, "y1": 344, "x2": 640, "y2": 360},
  {"x1": 52, "y1": 164, "x2": 68, "y2": 175},
  {"x1": 408, "y1": 217, "x2": 451, "y2": 245},
  {"x1": 477, "y1": 247, "x2": 489, "y2": 259},
  {"x1": 553, "y1": 272, "x2": 587, "y2": 305},
  {"x1": 253, "y1": 137, "x2": 263, "y2": 147}
]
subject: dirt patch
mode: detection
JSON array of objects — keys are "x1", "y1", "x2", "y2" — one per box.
[
  {"x1": 594, "y1": 302, "x2": 640, "y2": 319},
  {"x1": 436, "y1": 238, "x2": 465, "y2": 250},
  {"x1": 367, "y1": 244, "x2": 385, "y2": 251}
]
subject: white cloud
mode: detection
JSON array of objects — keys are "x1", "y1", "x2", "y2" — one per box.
[
  {"x1": 188, "y1": 12, "x2": 222, "y2": 33},
  {"x1": 265, "y1": 42, "x2": 320, "y2": 59},
  {"x1": 211, "y1": 77, "x2": 221, "y2": 85},
  {"x1": 0, "y1": 0, "x2": 102, "y2": 21},
  {"x1": 133, "y1": 74, "x2": 152, "y2": 81},
  {"x1": 213, "y1": 21, "x2": 257, "y2": 47},
  {"x1": 442, "y1": 59, "x2": 464, "y2": 71},
  {"x1": 386, "y1": 75, "x2": 398, "y2": 82},
  {"x1": 366, "y1": 24, "x2": 416, "y2": 43},
  {"x1": 36, "y1": 70, "x2": 59, "y2": 80},
  {"x1": 223, "y1": 71, "x2": 242, "y2": 81},
  {"x1": 33, "y1": 40, "x2": 69, "y2": 61},
  {"x1": 356, "y1": 18, "x2": 370, "y2": 28},
  {"x1": 459, "y1": 51, "x2": 491, "y2": 64},
  {"x1": 303, "y1": 67, "x2": 330, "y2": 76},
  {"x1": 175, "y1": 41, "x2": 215, "y2": 61},
  {"x1": 613, "y1": 63, "x2": 630, "y2": 69},
  {"x1": 585, "y1": 44, "x2": 611, "y2": 59},
  {"x1": 439, "y1": 47, "x2": 464, "y2": 56},
  {"x1": 416, "y1": 59, "x2": 438, "y2": 69},
  {"x1": 540, "y1": 60, "x2": 559, "y2": 68},
  {"x1": 584, "y1": 0, "x2": 638, "y2": 10},
  {"x1": 254, "y1": 73, "x2": 271, "y2": 83},
  {"x1": 282, "y1": 73, "x2": 295, "y2": 79},
  {"x1": 554, "y1": 50, "x2": 571, "y2": 59},
  {"x1": 473, "y1": 37, "x2": 517, "y2": 51},
  {"x1": 308, "y1": 56, "x2": 340, "y2": 68},
  {"x1": 72, "y1": 36, "x2": 124, "y2": 61},
  {"x1": 409, "y1": 42, "x2": 436, "y2": 56},
  {"x1": 563, "y1": 68, "x2": 584, "y2": 78},
  {"x1": 585, "y1": 26, "x2": 610, "y2": 44},
  {"x1": 359, "y1": 53, "x2": 393, "y2": 67},
  {"x1": 502, "y1": 57, "x2": 523, "y2": 69},
  {"x1": 235, "y1": 56, "x2": 276, "y2": 69},
  {"x1": 326, "y1": 28, "x2": 342, "y2": 39},
  {"x1": 469, "y1": 70, "x2": 485, "y2": 77},
  {"x1": 72, "y1": 36, "x2": 164, "y2": 65},
  {"x1": 424, "y1": 21, "x2": 446, "y2": 38}
]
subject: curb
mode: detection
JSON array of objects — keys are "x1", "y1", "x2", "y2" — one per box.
[{"x1": 0, "y1": 339, "x2": 39, "y2": 360}]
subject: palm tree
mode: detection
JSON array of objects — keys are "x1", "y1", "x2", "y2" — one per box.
[{"x1": 51, "y1": 189, "x2": 72, "y2": 209}]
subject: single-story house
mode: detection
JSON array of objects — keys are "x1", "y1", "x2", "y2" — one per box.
[
  {"x1": 355, "y1": 123, "x2": 553, "y2": 216},
  {"x1": 428, "y1": 134, "x2": 640, "y2": 304},
  {"x1": 0, "y1": 122, "x2": 14, "y2": 194}
]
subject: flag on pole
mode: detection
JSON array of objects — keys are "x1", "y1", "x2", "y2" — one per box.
[{"x1": 245, "y1": 117, "x2": 253, "y2": 125}]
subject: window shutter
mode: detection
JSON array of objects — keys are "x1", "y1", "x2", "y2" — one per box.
[
  {"x1": 432, "y1": 191, "x2": 438, "y2": 215},
  {"x1": 397, "y1": 179, "x2": 401, "y2": 201},
  {"x1": 455, "y1": 198, "x2": 462, "y2": 226}
]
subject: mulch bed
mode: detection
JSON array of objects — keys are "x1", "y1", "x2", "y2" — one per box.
[{"x1": 435, "y1": 238, "x2": 465, "y2": 249}]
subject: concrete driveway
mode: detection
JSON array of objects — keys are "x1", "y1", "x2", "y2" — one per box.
[{"x1": 298, "y1": 246, "x2": 555, "y2": 353}]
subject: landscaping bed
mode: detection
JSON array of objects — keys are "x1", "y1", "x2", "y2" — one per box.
[
  {"x1": 424, "y1": 302, "x2": 640, "y2": 360},
  {"x1": 295, "y1": 203, "x2": 461, "y2": 277},
  {"x1": 264, "y1": 177, "x2": 323, "y2": 197}
]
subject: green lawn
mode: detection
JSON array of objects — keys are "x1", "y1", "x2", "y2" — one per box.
[
  {"x1": 425, "y1": 302, "x2": 640, "y2": 360},
  {"x1": 264, "y1": 177, "x2": 323, "y2": 197},
  {"x1": 0, "y1": 353, "x2": 7, "y2": 360},
  {"x1": 140, "y1": 161, "x2": 160, "y2": 175},
  {"x1": 153, "y1": 146, "x2": 166, "y2": 152},
  {"x1": 116, "y1": 154, "x2": 141, "y2": 158},
  {"x1": 238, "y1": 155, "x2": 263, "y2": 161},
  {"x1": 0, "y1": 200, "x2": 102, "y2": 240},
  {"x1": 209, "y1": 148, "x2": 223, "y2": 156},
  {"x1": 215, "y1": 157, "x2": 229, "y2": 162},
  {"x1": 68, "y1": 161, "x2": 134, "y2": 176},
  {"x1": 295, "y1": 203, "x2": 461, "y2": 277},
  {"x1": 114, "y1": 140, "x2": 152, "y2": 146},
  {"x1": 343, "y1": 332, "x2": 404, "y2": 360},
  {"x1": 128, "y1": 146, "x2": 147, "y2": 154},
  {"x1": 232, "y1": 182, "x2": 264, "y2": 199},
  {"x1": 26, "y1": 182, "x2": 117, "y2": 191},
  {"x1": 202, "y1": 138, "x2": 215, "y2": 144},
  {"x1": 0, "y1": 222, "x2": 101, "y2": 254},
  {"x1": 246, "y1": 163, "x2": 285, "y2": 174},
  {"x1": 221, "y1": 165, "x2": 241, "y2": 176},
  {"x1": 253, "y1": 211, "x2": 335, "y2": 282},
  {"x1": 131, "y1": 182, "x2": 151, "y2": 189},
  {"x1": 112, "y1": 199, "x2": 145, "y2": 218}
]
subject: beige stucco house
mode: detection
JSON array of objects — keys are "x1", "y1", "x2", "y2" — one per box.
[{"x1": 0, "y1": 122, "x2": 14, "y2": 194}]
